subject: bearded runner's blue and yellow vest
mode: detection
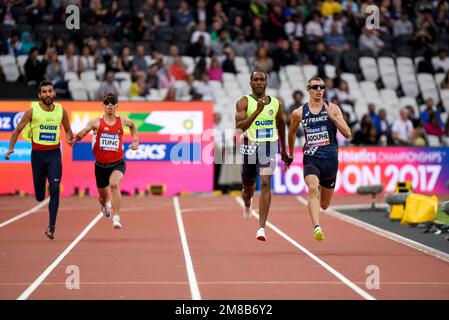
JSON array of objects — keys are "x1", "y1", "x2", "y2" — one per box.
[
  {"x1": 245, "y1": 95, "x2": 279, "y2": 142},
  {"x1": 27, "y1": 102, "x2": 63, "y2": 150}
]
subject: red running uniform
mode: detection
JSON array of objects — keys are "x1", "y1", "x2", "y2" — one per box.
[{"x1": 92, "y1": 116, "x2": 124, "y2": 164}]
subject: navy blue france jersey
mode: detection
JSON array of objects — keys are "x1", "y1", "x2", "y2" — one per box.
[{"x1": 301, "y1": 102, "x2": 338, "y2": 158}]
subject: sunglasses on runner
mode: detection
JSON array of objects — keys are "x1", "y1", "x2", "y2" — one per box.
[
  {"x1": 103, "y1": 96, "x2": 118, "y2": 105},
  {"x1": 307, "y1": 85, "x2": 326, "y2": 90}
]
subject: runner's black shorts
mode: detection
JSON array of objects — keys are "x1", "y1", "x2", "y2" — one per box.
[
  {"x1": 303, "y1": 155, "x2": 338, "y2": 189},
  {"x1": 95, "y1": 159, "x2": 126, "y2": 189},
  {"x1": 240, "y1": 140, "x2": 278, "y2": 185}
]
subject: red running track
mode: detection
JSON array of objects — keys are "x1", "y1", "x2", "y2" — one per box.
[{"x1": 0, "y1": 194, "x2": 448, "y2": 300}]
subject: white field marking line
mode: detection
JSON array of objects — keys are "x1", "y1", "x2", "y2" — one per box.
[
  {"x1": 296, "y1": 196, "x2": 449, "y2": 264},
  {"x1": 235, "y1": 196, "x2": 376, "y2": 300},
  {"x1": 181, "y1": 206, "x2": 235, "y2": 213},
  {"x1": 0, "y1": 198, "x2": 50, "y2": 229},
  {"x1": 172, "y1": 196, "x2": 201, "y2": 300},
  {"x1": 3, "y1": 281, "x2": 449, "y2": 286},
  {"x1": 16, "y1": 212, "x2": 102, "y2": 300},
  {"x1": 331, "y1": 203, "x2": 388, "y2": 210}
]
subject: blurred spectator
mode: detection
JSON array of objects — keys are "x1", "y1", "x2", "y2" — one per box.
[
  {"x1": 130, "y1": 73, "x2": 149, "y2": 98},
  {"x1": 117, "y1": 46, "x2": 132, "y2": 73},
  {"x1": 171, "y1": 57, "x2": 188, "y2": 81},
  {"x1": 419, "y1": 98, "x2": 444, "y2": 126},
  {"x1": 288, "y1": 90, "x2": 304, "y2": 112},
  {"x1": 163, "y1": 87, "x2": 177, "y2": 101},
  {"x1": 133, "y1": 44, "x2": 148, "y2": 73},
  {"x1": 392, "y1": 108, "x2": 414, "y2": 146},
  {"x1": 249, "y1": 0, "x2": 268, "y2": 20},
  {"x1": 358, "y1": 28, "x2": 384, "y2": 56},
  {"x1": 367, "y1": 103, "x2": 381, "y2": 135},
  {"x1": 285, "y1": 14, "x2": 305, "y2": 42},
  {"x1": 248, "y1": 16, "x2": 264, "y2": 43},
  {"x1": 311, "y1": 41, "x2": 329, "y2": 78},
  {"x1": 253, "y1": 47, "x2": 273, "y2": 74},
  {"x1": 230, "y1": 32, "x2": 254, "y2": 59},
  {"x1": 39, "y1": 36, "x2": 54, "y2": 55},
  {"x1": 153, "y1": 0, "x2": 171, "y2": 27},
  {"x1": 323, "y1": 12, "x2": 344, "y2": 35},
  {"x1": 24, "y1": 47, "x2": 46, "y2": 86},
  {"x1": 104, "y1": 54, "x2": 119, "y2": 75},
  {"x1": 20, "y1": 31, "x2": 35, "y2": 55},
  {"x1": 211, "y1": 2, "x2": 228, "y2": 26},
  {"x1": 45, "y1": 49, "x2": 67, "y2": 92},
  {"x1": 222, "y1": 49, "x2": 238, "y2": 74},
  {"x1": 158, "y1": 65, "x2": 176, "y2": 89},
  {"x1": 187, "y1": 35, "x2": 210, "y2": 58},
  {"x1": 432, "y1": 49, "x2": 449, "y2": 73},
  {"x1": 79, "y1": 45, "x2": 96, "y2": 73},
  {"x1": 441, "y1": 71, "x2": 449, "y2": 89},
  {"x1": 418, "y1": 49, "x2": 436, "y2": 74},
  {"x1": 193, "y1": 0, "x2": 208, "y2": 25},
  {"x1": 266, "y1": 5, "x2": 286, "y2": 42},
  {"x1": 210, "y1": 29, "x2": 231, "y2": 56},
  {"x1": 290, "y1": 39, "x2": 309, "y2": 65},
  {"x1": 60, "y1": 43, "x2": 79, "y2": 74},
  {"x1": 191, "y1": 22, "x2": 211, "y2": 48},
  {"x1": 96, "y1": 37, "x2": 114, "y2": 63},
  {"x1": 166, "y1": 45, "x2": 180, "y2": 66},
  {"x1": 208, "y1": 58, "x2": 223, "y2": 81},
  {"x1": 2, "y1": 30, "x2": 22, "y2": 56},
  {"x1": 424, "y1": 112, "x2": 445, "y2": 137},
  {"x1": 335, "y1": 80, "x2": 355, "y2": 108},
  {"x1": 352, "y1": 115, "x2": 375, "y2": 145},
  {"x1": 146, "y1": 63, "x2": 160, "y2": 89},
  {"x1": 54, "y1": 37, "x2": 65, "y2": 55},
  {"x1": 405, "y1": 105, "x2": 421, "y2": 128},
  {"x1": 324, "y1": 23, "x2": 348, "y2": 67},
  {"x1": 98, "y1": 71, "x2": 119, "y2": 98},
  {"x1": 193, "y1": 55, "x2": 208, "y2": 80},
  {"x1": 175, "y1": 1, "x2": 194, "y2": 29},
  {"x1": 393, "y1": 13, "x2": 414, "y2": 37},
  {"x1": 378, "y1": 108, "x2": 392, "y2": 145},
  {"x1": 0, "y1": 0, "x2": 18, "y2": 26},
  {"x1": 193, "y1": 73, "x2": 215, "y2": 101},
  {"x1": 321, "y1": 0, "x2": 342, "y2": 17},
  {"x1": 305, "y1": 12, "x2": 324, "y2": 39},
  {"x1": 229, "y1": 15, "x2": 244, "y2": 40},
  {"x1": 341, "y1": 0, "x2": 359, "y2": 15}
]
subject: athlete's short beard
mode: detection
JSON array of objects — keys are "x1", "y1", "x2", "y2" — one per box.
[{"x1": 41, "y1": 97, "x2": 54, "y2": 106}]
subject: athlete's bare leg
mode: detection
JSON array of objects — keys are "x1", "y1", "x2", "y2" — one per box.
[
  {"x1": 109, "y1": 170, "x2": 124, "y2": 215},
  {"x1": 320, "y1": 186, "x2": 335, "y2": 210},
  {"x1": 305, "y1": 175, "x2": 321, "y2": 227},
  {"x1": 242, "y1": 182, "x2": 256, "y2": 208},
  {"x1": 258, "y1": 173, "x2": 272, "y2": 228},
  {"x1": 97, "y1": 187, "x2": 109, "y2": 207}
]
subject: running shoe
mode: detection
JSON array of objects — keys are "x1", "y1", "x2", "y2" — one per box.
[
  {"x1": 101, "y1": 201, "x2": 112, "y2": 219},
  {"x1": 243, "y1": 205, "x2": 252, "y2": 220},
  {"x1": 45, "y1": 225, "x2": 55, "y2": 240},
  {"x1": 256, "y1": 227, "x2": 266, "y2": 241},
  {"x1": 313, "y1": 226, "x2": 324, "y2": 241},
  {"x1": 113, "y1": 215, "x2": 122, "y2": 229}
]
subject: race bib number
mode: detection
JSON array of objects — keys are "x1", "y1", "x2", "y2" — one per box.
[
  {"x1": 39, "y1": 132, "x2": 57, "y2": 141},
  {"x1": 306, "y1": 131, "x2": 330, "y2": 146},
  {"x1": 256, "y1": 128, "x2": 273, "y2": 139},
  {"x1": 99, "y1": 133, "x2": 120, "y2": 151}
]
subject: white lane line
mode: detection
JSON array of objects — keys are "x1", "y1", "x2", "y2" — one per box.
[
  {"x1": 235, "y1": 196, "x2": 376, "y2": 300},
  {"x1": 17, "y1": 212, "x2": 102, "y2": 300},
  {"x1": 172, "y1": 196, "x2": 201, "y2": 300},
  {"x1": 0, "y1": 198, "x2": 50, "y2": 229},
  {"x1": 296, "y1": 196, "x2": 449, "y2": 264},
  {"x1": 4, "y1": 281, "x2": 449, "y2": 286}
]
